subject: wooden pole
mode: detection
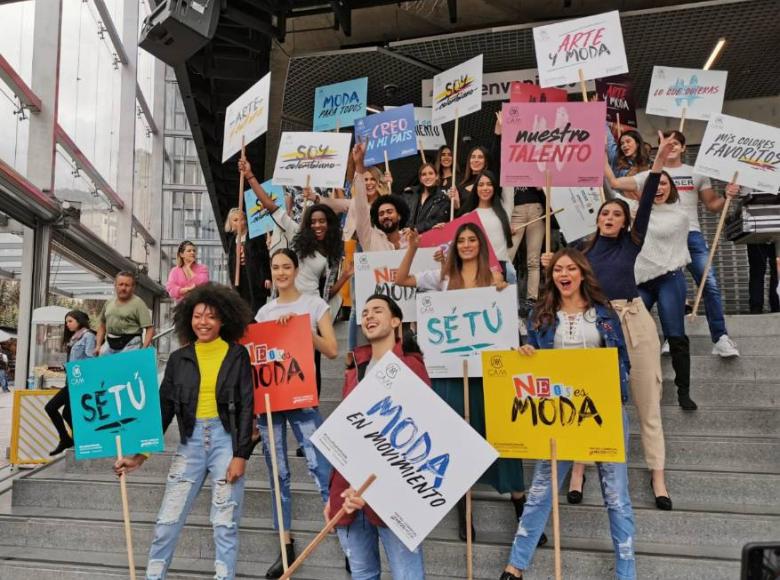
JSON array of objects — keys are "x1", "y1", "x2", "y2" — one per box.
[
  {"x1": 545, "y1": 170, "x2": 552, "y2": 253},
  {"x1": 280, "y1": 474, "x2": 377, "y2": 580},
  {"x1": 514, "y1": 208, "x2": 565, "y2": 232},
  {"x1": 578, "y1": 69, "x2": 588, "y2": 103},
  {"x1": 116, "y1": 436, "x2": 137, "y2": 580},
  {"x1": 550, "y1": 438, "x2": 562, "y2": 580},
  {"x1": 419, "y1": 139, "x2": 427, "y2": 164},
  {"x1": 384, "y1": 149, "x2": 390, "y2": 177},
  {"x1": 598, "y1": 187, "x2": 606, "y2": 204},
  {"x1": 690, "y1": 171, "x2": 738, "y2": 318},
  {"x1": 451, "y1": 107, "x2": 460, "y2": 221},
  {"x1": 265, "y1": 394, "x2": 289, "y2": 573},
  {"x1": 462, "y1": 360, "x2": 473, "y2": 580},
  {"x1": 234, "y1": 138, "x2": 247, "y2": 287},
  {"x1": 616, "y1": 113, "x2": 622, "y2": 138},
  {"x1": 678, "y1": 108, "x2": 687, "y2": 133},
  {"x1": 304, "y1": 174, "x2": 313, "y2": 208}
]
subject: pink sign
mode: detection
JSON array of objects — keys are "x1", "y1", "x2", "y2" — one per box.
[
  {"x1": 418, "y1": 211, "x2": 501, "y2": 270},
  {"x1": 510, "y1": 82, "x2": 567, "y2": 104},
  {"x1": 500, "y1": 102, "x2": 606, "y2": 188}
]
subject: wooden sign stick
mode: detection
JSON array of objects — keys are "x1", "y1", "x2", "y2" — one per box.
[
  {"x1": 419, "y1": 139, "x2": 427, "y2": 164},
  {"x1": 690, "y1": 171, "x2": 738, "y2": 318},
  {"x1": 451, "y1": 107, "x2": 460, "y2": 221},
  {"x1": 280, "y1": 474, "x2": 377, "y2": 580},
  {"x1": 335, "y1": 117, "x2": 341, "y2": 133},
  {"x1": 234, "y1": 138, "x2": 247, "y2": 287},
  {"x1": 550, "y1": 438, "x2": 562, "y2": 580},
  {"x1": 265, "y1": 394, "x2": 289, "y2": 573},
  {"x1": 513, "y1": 208, "x2": 565, "y2": 233},
  {"x1": 679, "y1": 108, "x2": 687, "y2": 133},
  {"x1": 384, "y1": 149, "x2": 390, "y2": 177},
  {"x1": 462, "y1": 359, "x2": 473, "y2": 580},
  {"x1": 116, "y1": 435, "x2": 137, "y2": 580},
  {"x1": 304, "y1": 174, "x2": 313, "y2": 208},
  {"x1": 616, "y1": 113, "x2": 622, "y2": 138},
  {"x1": 545, "y1": 170, "x2": 553, "y2": 253},
  {"x1": 578, "y1": 69, "x2": 588, "y2": 103}
]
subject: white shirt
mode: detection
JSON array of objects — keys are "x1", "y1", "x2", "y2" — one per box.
[
  {"x1": 416, "y1": 268, "x2": 449, "y2": 291},
  {"x1": 476, "y1": 208, "x2": 509, "y2": 261},
  {"x1": 255, "y1": 294, "x2": 329, "y2": 331},
  {"x1": 633, "y1": 164, "x2": 712, "y2": 233},
  {"x1": 553, "y1": 309, "x2": 603, "y2": 349}
]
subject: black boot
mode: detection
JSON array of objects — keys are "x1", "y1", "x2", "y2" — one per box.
[
  {"x1": 511, "y1": 495, "x2": 547, "y2": 547},
  {"x1": 457, "y1": 496, "x2": 476, "y2": 542},
  {"x1": 49, "y1": 436, "x2": 74, "y2": 456},
  {"x1": 668, "y1": 336, "x2": 697, "y2": 411},
  {"x1": 265, "y1": 540, "x2": 295, "y2": 579}
]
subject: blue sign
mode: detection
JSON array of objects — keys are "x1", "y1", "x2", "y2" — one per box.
[
  {"x1": 355, "y1": 104, "x2": 417, "y2": 167},
  {"x1": 66, "y1": 349, "x2": 164, "y2": 460},
  {"x1": 313, "y1": 77, "x2": 368, "y2": 131},
  {"x1": 244, "y1": 179, "x2": 282, "y2": 239}
]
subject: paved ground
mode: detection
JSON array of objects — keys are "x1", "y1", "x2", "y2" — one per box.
[{"x1": 0, "y1": 390, "x2": 14, "y2": 468}]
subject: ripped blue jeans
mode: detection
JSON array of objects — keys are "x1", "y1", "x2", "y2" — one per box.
[
  {"x1": 147, "y1": 419, "x2": 245, "y2": 580},
  {"x1": 508, "y1": 410, "x2": 636, "y2": 580},
  {"x1": 258, "y1": 407, "x2": 331, "y2": 531}
]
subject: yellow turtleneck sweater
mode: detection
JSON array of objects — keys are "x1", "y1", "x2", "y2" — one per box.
[{"x1": 194, "y1": 337, "x2": 228, "y2": 419}]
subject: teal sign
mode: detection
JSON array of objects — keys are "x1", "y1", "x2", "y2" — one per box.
[
  {"x1": 244, "y1": 179, "x2": 282, "y2": 239},
  {"x1": 313, "y1": 77, "x2": 368, "y2": 131},
  {"x1": 66, "y1": 349, "x2": 164, "y2": 460}
]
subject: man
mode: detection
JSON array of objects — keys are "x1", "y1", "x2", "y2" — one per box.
[
  {"x1": 95, "y1": 271, "x2": 154, "y2": 355},
  {"x1": 325, "y1": 294, "x2": 429, "y2": 578},
  {"x1": 0, "y1": 347, "x2": 9, "y2": 393},
  {"x1": 607, "y1": 130, "x2": 740, "y2": 358}
]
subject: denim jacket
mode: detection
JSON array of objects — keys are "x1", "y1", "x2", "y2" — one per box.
[
  {"x1": 526, "y1": 304, "x2": 632, "y2": 403},
  {"x1": 68, "y1": 332, "x2": 96, "y2": 363}
]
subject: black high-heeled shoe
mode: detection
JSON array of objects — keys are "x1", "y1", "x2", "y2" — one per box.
[
  {"x1": 499, "y1": 572, "x2": 523, "y2": 580},
  {"x1": 566, "y1": 473, "x2": 586, "y2": 504},
  {"x1": 650, "y1": 476, "x2": 673, "y2": 511},
  {"x1": 457, "y1": 497, "x2": 476, "y2": 542},
  {"x1": 265, "y1": 540, "x2": 296, "y2": 579},
  {"x1": 511, "y1": 495, "x2": 547, "y2": 547}
]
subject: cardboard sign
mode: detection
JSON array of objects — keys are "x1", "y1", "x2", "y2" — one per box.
[
  {"x1": 353, "y1": 248, "x2": 439, "y2": 323},
  {"x1": 694, "y1": 114, "x2": 780, "y2": 193},
  {"x1": 416, "y1": 287, "x2": 520, "y2": 378},
  {"x1": 66, "y1": 349, "x2": 164, "y2": 460},
  {"x1": 595, "y1": 74, "x2": 637, "y2": 127},
  {"x1": 312, "y1": 77, "x2": 368, "y2": 131},
  {"x1": 355, "y1": 104, "x2": 417, "y2": 166},
  {"x1": 510, "y1": 82, "x2": 567, "y2": 103},
  {"x1": 431, "y1": 54, "x2": 483, "y2": 126},
  {"x1": 533, "y1": 11, "x2": 628, "y2": 88},
  {"x1": 414, "y1": 107, "x2": 447, "y2": 150},
  {"x1": 483, "y1": 348, "x2": 625, "y2": 462},
  {"x1": 222, "y1": 72, "x2": 271, "y2": 162},
  {"x1": 500, "y1": 101, "x2": 607, "y2": 187},
  {"x1": 241, "y1": 316, "x2": 318, "y2": 414},
  {"x1": 244, "y1": 179, "x2": 282, "y2": 239},
  {"x1": 418, "y1": 211, "x2": 500, "y2": 270},
  {"x1": 311, "y1": 351, "x2": 499, "y2": 551},
  {"x1": 552, "y1": 186, "x2": 601, "y2": 242},
  {"x1": 646, "y1": 66, "x2": 727, "y2": 121},
  {"x1": 272, "y1": 131, "x2": 352, "y2": 189}
]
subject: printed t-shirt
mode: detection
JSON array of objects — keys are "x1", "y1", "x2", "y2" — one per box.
[{"x1": 633, "y1": 164, "x2": 712, "y2": 232}]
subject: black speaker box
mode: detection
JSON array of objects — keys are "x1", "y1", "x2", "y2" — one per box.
[{"x1": 139, "y1": 0, "x2": 220, "y2": 65}]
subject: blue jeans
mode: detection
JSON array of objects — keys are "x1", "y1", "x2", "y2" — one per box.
[
  {"x1": 638, "y1": 269, "x2": 687, "y2": 338},
  {"x1": 687, "y1": 231, "x2": 727, "y2": 342},
  {"x1": 258, "y1": 407, "x2": 331, "y2": 530},
  {"x1": 100, "y1": 336, "x2": 142, "y2": 355},
  {"x1": 336, "y1": 510, "x2": 425, "y2": 580},
  {"x1": 147, "y1": 419, "x2": 245, "y2": 580},
  {"x1": 0, "y1": 369, "x2": 8, "y2": 391},
  {"x1": 508, "y1": 410, "x2": 636, "y2": 580}
]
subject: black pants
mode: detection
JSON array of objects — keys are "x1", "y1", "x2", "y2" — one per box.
[
  {"x1": 747, "y1": 243, "x2": 779, "y2": 313},
  {"x1": 45, "y1": 386, "x2": 73, "y2": 442}
]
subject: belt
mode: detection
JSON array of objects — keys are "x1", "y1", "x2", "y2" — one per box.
[{"x1": 610, "y1": 298, "x2": 641, "y2": 349}]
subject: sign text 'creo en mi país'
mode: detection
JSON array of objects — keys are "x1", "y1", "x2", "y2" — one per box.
[
  {"x1": 354, "y1": 104, "x2": 418, "y2": 166},
  {"x1": 312, "y1": 77, "x2": 368, "y2": 131},
  {"x1": 222, "y1": 72, "x2": 271, "y2": 162},
  {"x1": 272, "y1": 131, "x2": 352, "y2": 189}
]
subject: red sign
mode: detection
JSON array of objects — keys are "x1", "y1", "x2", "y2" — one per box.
[
  {"x1": 418, "y1": 211, "x2": 501, "y2": 270},
  {"x1": 240, "y1": 314, "x2": 318, "y2": 414},
  {"x1": 510, "y1": 82, "x2": 567, "y2": 104}
]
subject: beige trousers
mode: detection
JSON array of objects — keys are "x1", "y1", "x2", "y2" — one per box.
[
  {"x1": 611, "y1": 298, "x2": 666, "y2": 470},
  {"x1": 508, "y1": 203, "x2": 545, "y2": 299}
]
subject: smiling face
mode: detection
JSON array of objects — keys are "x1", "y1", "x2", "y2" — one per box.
[
  {"x1": 377, "y1": 202, "x2": 400, "y2": 234},
  {"x1": 654, "y1": 173, "x2": 673, "y2": 204},
  {"x1": 439, "y1": 148, "x2": 453, "y2": 168},
  {"x1": 364, "y1": 171, "x2": 378, "y2": 195},
  {"x1": 456, "y1": 228, "x2": 480, "y2": 261},
  {"x1": 310, "y1": 210, "x2": 328, "y2": 241},
  {"x1": 469, "y1": 149, "x2": 486, "y2": 173},
  {"x1": 361, "y1": 298, "x2": 400, "y2": 343},
  {"x1": 663, "y1": 138, "x2": 684, "y2": 163},
  {"x1": 597, "y1": 202, "x2": 628, "y2": 238},
  {"x1": 619, "y1": 135, "x2": 638, "y2": 158},
  {"x1": 552, "y1": 255, "x2": 584, "y2": 300},
  {"x1": 420, "y1": 165, "x2": 437, "y2": 188},
  {"x1": 191, "y1": 303, "x2": 222, "y2": 343},
  {"x1": 476, "y1": 175, "x2": 495, "y2": 206},
  {"x1": 65, "y1": 316, "x2": 80, "y2": 333},
  {"x1": 271, "y1": 252, "x2": 297, "y2": 291}
]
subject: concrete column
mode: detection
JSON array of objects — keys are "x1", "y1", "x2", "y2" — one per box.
[{"x1": 147, "y1": 58, "x2": 166, "y2": 282}]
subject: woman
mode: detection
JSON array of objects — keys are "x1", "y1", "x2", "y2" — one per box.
[
  {"x1": 114, "y1": 283, "x2": 255, "y2": 580},
  {"x1": 166, "y1": 240, "x2": 209, "y2": 302},
  {"x1": 500, "y1": 248, "x2": 636, "y2": 580},
  {"x1": 449, "y1": 145, "x2": 490, "y2": 209},
  {"x1": 224, "y1": 207, "x2": 271, "y2": 312},
  {"x1": 402, "y1": 162, "x2": 450, "y2": 233},
  {"x1": 435, "y1": 145, "x2": 455, "y2": 190},
  {"x1": 255, "y1": 249, "x2": 338, "y2": 578},
  {"x1": 45, "y1": 310, "x2": 96, "y2": 455},
  {"x1": 608, "y1": 128, "x2": 652, "y2": 178},
  {"x1": 396, "y1": 224, "x2": 543, "y2": 545}
]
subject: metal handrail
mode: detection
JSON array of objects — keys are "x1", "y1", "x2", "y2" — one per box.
[{"x1": 152, "y1": 326, "x2": 176, "y2": 343}]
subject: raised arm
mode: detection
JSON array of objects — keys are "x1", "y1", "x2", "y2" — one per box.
[
  {"x1": 395, "y1": 229, "x2": 421, "y2": 287},
  {"x1": 305, "y1": 190, "x2": 352, "y2": 215},
  {"x1": 351, "y1": 143, "x2": 376, "y2": 251},
  {"x1": 604, "y1": 159, "x2": 641, "y2": 200},
  {"x1": 632, "y1": 131, "x2": 673, "y2": 244},
  {"x1": 238, "y1": 158, "x2": 279, "y2": 212},
  {"x1": 606, "y1": 123, "x2": 619, "y2": 169}
]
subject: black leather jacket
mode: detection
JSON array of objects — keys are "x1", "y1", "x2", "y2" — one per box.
[
  {"x1": 160, "y1": 342, "x2": 255, "y2": 459},
  {"x1": 402, "y1": 185, "x2": 450, "y2": 232}
]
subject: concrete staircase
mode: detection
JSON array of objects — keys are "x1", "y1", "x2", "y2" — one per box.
[{"x1": 0, "y1": 314, "x2": 777, "y2": 578}]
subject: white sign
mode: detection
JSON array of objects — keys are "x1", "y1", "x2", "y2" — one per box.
[
  {"x1": 646, "y1": 66, "x2": 728, "y2": 121},
  {"x1": 552, "y1": 187, "x2": 601, "y2": 242},
  {"x1": 272, "y1": 131, "x2": 352, "y2": 189},
  {"x1": 416, "y1": 286, "x2": 520, "y2": 378},
  {"x1": 431, "y1": 54, "x2": 483, "y2": 126},
  {"x1": 311, "y1": 351, "x2": 499, "y2": 551},
  {"x1": 222, "y1": 72, "x2": 271, "y2": 163},
  {"x1": 414, "y1": 107, "x2": 446, "y2": 150},
  {"x1": 354, "y1": 248, "x2": 439, "y2": 324},
  {"x1": 421, "y1": 70, "x2": 593, "y2": 106},
  {"x1": 694, "y1": 114, "x2": 780, "y2": 193},
  {"x1": 533, "y1": 11, "x2": 628, "y2": 88}
]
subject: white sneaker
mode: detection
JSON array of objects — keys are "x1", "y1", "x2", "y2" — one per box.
[
  {"x1": 712, "y1": 335, "x2": 740, "y2": 358},
  {"x1": 661, "y1": 340, "x2": 670, "y2": 356}
]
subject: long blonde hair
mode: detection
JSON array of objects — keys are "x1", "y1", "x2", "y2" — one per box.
[
  {"x1": 366, "y1": 166, "x2": 391, "y2": 197},
  {"x1": 223, "y1": 208, "x2": 246, "y2": 233}
]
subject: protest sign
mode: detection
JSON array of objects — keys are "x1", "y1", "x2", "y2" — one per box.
[
  {"x1": 244, "y1": 180, "x2": 282, "y2": 239},
  {"x1": 416, "y1": 287, "x2": 520, "y2": 378},
  {"x1": 510, "y1": 82, "x2": 567, "y2": 103},
  {"x1": 500, "y1": 101, "x2": 607, "y2": 188},
  {"x1": 222, "y1": 72, "x2": 271, "y2": 162},
  {"x1": 418, "y1": 211, "x2": 500, "y2": 270},
  {"x1": 646, "y1": 66, "x2": 727, "y2": 122},
  {"x1": 66, "y1": 349, "x2": 164, "y2": 460},
  {"x1": 312, "y1": 77, "x2": 368, "y2": 131},
  {"x1": 353, "y1": 248, "x2": 439, "y2": 323},
  {"x1": 414, "y1": 107, "x2": 446, "y2": 150},
  {"x1": 533, "y1": 11, "x2": 627, "y2": 88},
  {"x1": 311, "y1": 351, "x2": 499, "y2": 551},
  {"x1": 552, "y1": 186, "x2": 601, "y2": 242},
  {"x1": 272, "y1": 131, "x2": 352, "y2": 189},
  {"x1": 483, "y1": 348, "x2": 625, "y2": 462},
  {"x1": 693, "y1": 114, "x2": 780, "y2": 194},
  {"x1": 241, "y1": 316, "x2": 318, "y2": 415},
  {"x1": 354, "y1": 104, "x2": 417, "y2": 166},
  {"x1": 431, "y1": 55, "x2": 483, "y2": 126},
  {"x1": 595, "y1": 74, "x2": 637, "y2": 127}
]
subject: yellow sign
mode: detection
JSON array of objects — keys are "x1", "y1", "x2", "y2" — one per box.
[{"x1": 482, "y1": 348, "x2": 625, "y2": 463}]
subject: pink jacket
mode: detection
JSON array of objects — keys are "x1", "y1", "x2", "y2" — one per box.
[{"x1": 166, "y1": 263, "x2": 209, "y2": 301}]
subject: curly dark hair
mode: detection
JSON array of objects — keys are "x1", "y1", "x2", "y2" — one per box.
[
  {"x1": 173, "y1": 282, "x2": 253, "y2": 344},
  {"x1": 292, "y1": 204, "x2": 343, "y2": 266},
  {"x1": 370, "y1": 194, "x2": 410, "y2": 230}
]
